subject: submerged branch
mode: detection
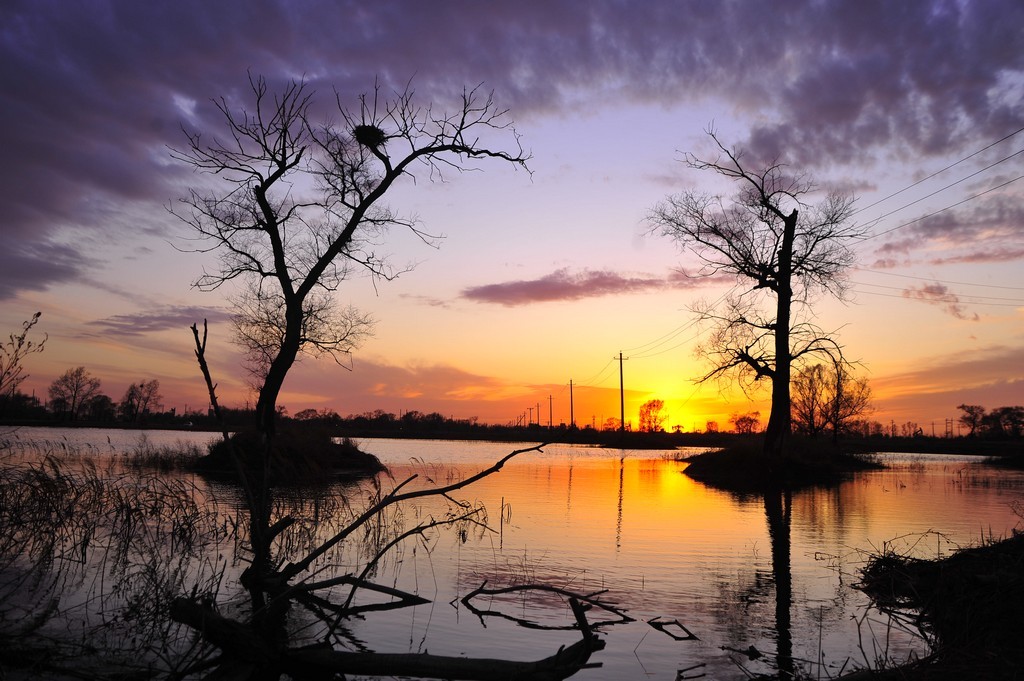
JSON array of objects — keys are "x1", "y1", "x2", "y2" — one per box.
[
  {"x1": 280, "y1": 443, "x2": 547, "y2": 582},
  {"x1": 171, "y1": 594, "x2": 604, "y2": 681},
  {"x1": 461, "y1": 582, "x2": 634, "y2": 630}
]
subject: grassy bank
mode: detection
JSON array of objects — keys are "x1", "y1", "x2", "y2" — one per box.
[
  {"x1": 855, "y1": 531, "x2": 1024, "y2": 680},
  {"x1": 680, "y1": 437, "x2": 883, "y2": 494},
  {"x1": 114, "y1": 427, "x2": 387, "y2": 483}
]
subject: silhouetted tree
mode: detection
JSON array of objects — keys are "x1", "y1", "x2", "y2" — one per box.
[
  {"x1": 602, "y1": 417, "x2": 623, "y2": 432},
  {"x1": 1, "y1": 312, "x2": 46, "y2": 398},
  {"x1": 791, "y1": 364, "x2": 829, "y2": 436},
  {"x1": 119, "y1": 379, "x2": 162, "y2": 422},
  {"x1": 792, "y1": 363, "x2": 872, "y2": 442},
  {"x1": 47, "y1": 367, "x2": 101, "y2": 421},
  {"x1": 0, "y1": 391, "x2": 44, "y2": 419},
  {"x1": 997, "y1": 407, "x2": 1024, "y2": 438},
  {"x1": 649, "y1": 130, "x2": 861, "y2": 456},
  {"x1": 729, "y1": 411, "x2": 761, "y2": 434},
  {"x1": 85, "y1": 393, "x2": 116, "y2": 422},
  {"x1": 983, "y1": 406, "x2": 1024, "y2": 438},
  {"x1": 957, "y1": 403, "x2": 986, "y2": 437},
  {"x1": 173, "y1": 75, "x2": 529, "y2": 437},
  {"x1": 638, "y1": 399, "x2": 666, "y2": 432},
  {"x1": 367, "y1": 409, "x2": 396, "y2": 425}
]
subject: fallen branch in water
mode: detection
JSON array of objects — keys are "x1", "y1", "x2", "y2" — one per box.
[
  {"x1": 171, "y1": 595, "x2": 604, "y2": 681},
  {"x1": 460, "y1": 581, "x2": 634, "y2": 629},
  {"x1": 278, "y1": 443, "x2": 548, "y2": 584}
]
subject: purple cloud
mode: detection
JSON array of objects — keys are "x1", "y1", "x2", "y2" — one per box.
[
  {"x1": 902, "y1": 283, "x2": 979, "y2": 321},
  {"x1": 740, "y1": 2, "x2": 1024, "y2": 166},
  {"x1": 0, "y1": 242, "x2": 88, "y2": 300},
  {"x1": 2, "y1": 0, "x2": 1022, "y2": 301},
  {"x1": 870, "y1": 195, "x2": 1024, "y2": 263},
  {"x1": 461, "y1": 268, "x2": 708, "y2": 306},
  {"x1": 929, "y1": 249, "x2": 1024, "y2": 266},
  {"x1": 86, "y1": 306, "x2": 233, "y2": 337}
]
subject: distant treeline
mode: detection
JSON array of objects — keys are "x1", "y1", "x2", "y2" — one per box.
[{"x1": 3, "y1": 393, "x2": 1020, "y2": 453}]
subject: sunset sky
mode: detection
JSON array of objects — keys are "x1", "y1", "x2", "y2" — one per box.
[{"x1": 2, "y1": 0, "x2": 1022, "y2": 432}]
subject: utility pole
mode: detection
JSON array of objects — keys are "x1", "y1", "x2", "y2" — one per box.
[
  {"x1": 527, "y1": 406, "x2": 533, "y2": 425},
  {"x1": 569, "y1": 380, "x2": 575, "y2": 429},
  {"x1": 616, "y1": 352, "x2": 628, "y2": 433},
  {"x1": 548, "y1": 394, "x2": 553, "y2": 429}
]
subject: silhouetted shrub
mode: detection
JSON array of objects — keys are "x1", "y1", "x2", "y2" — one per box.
[{"x1": 196, "y1": 425, "x2": 384, "y2": 483}]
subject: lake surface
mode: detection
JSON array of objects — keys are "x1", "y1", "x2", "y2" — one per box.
[{"x1": 4, "y1": 427, "x2": 1023, "y2": 679}]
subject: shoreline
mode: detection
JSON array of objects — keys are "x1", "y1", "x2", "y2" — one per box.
[{"x1": 2, "y1": 420, "x2": 1021, "y2": 458}]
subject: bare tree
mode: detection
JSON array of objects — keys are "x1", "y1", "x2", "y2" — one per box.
[
  {"x1": 119, "y1": 379, "x2": 163, "y2": 422},
  {"x1": 602, "y1": 416, "x2": 623, "y2": 432},
  {"x1": 730, "y1": 411, "x2": 761, "y2": 434},
  {"x1": 47, "y1": 367, "x2": 101, "y2": 421},
  {"x1": 638, "y1": 399, "x2": 666, "y2": 432},
  {"x1": 649, "y1": 130, "x2": 861, "y2": 456},
  {"x1": 230, "y1": 280, "x2": 374, "y2": 392},
  {"x1": 957, "y1": 404, "x2": 986, "y2": 437},
  {"x1": 791, "y1": 364, "x2": 830, "y2": 437},
  {"x1": 981, "y1": 406, "x2": 1024, "y2": 438},
  {"x1": 824, "y1": 363, "x2": 872, "y2": 442},
  {"x1": 172, "y1": 75, "x2": 529, "y2": 437},
  {"x1": 793, "y1": 363, "x2": 872, "y2": 442},
  {"x1": 1, "y1": 312, "x2": 46, "y2": 398}
]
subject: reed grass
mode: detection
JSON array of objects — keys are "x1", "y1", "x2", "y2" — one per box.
[
  {"x1": 119, "y1": 433, "x2": 206, "y2": 472},
  {"x1": 0, "y1": 445, "x2": 229, "y2": 678},
  {"x1": 855, "y1": 531, "x2": 1024, "y2": 680}
]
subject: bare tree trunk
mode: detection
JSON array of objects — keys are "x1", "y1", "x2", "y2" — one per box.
[
  {"x1": 192, "y1": 320, "x2": 278, "y2": 625},
  {"x1": 763, "y1": 210, "x2": 797, "y2": 457},
  {"x1": 254, "y1": 302, "x2": 303, "y2": 437}
]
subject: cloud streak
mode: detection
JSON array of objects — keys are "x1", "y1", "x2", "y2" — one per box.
[
  {"x1": 86, "y1": 306, "x2": 233, "y2": 337},
  {"x1": 928, "y1": 248, "x2": 1024, "y2": 266},
  {"x1": 872, "y1": 343, "x2": 1024, "y2": 399},
  {"x1": 0, "y1": 242, "x2": 89, "y2": 300},
  {"x1": 902, "y1": 283, "x2": 980, "y2": 321},
  {"x1": 461, "y1": 268, "x2": 707, "y2": 306}
]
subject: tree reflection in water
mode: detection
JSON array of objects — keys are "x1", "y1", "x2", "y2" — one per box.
[{"x1": 765, "y1": 486, "x2": 794, "y2": 678}]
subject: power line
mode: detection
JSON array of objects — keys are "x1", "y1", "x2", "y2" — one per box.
[
  {"x1": 615, "y1": 352, "x2": 628, "y2": 432},
  {"x1": 858, "y1": 173, "x2": 1024, "y2": 241},
  {"x1": 576, "y1": 359, "x2": 617, "y2": 388},
  {"x1": 853, "y1": 267, "x2": 1024, "y2": 291},
  {"x1": 859, "y1": 147, "x2": 1024, "y2": 230},
  {"x1": 621, "y1": 319, "x2": 694, "y2": 354},
  {"x1": 849, "y1": 287, "x2": 1023, "y2": 306},
  {"x1": 622, "y1": 291, "x2": 731, "y2": 358},
  {"x1": 851, "y1": 124, "x2": 1024, "y2": 217},
  {"x1": 850, "y1": 282, "x2": 1024, "y2": 305},
  {"x1": 630, "y1": 329, "x2": 703, "y2": 359},
  {"x1": 851, "y1": 280, "x2": 1024, "y2": 300}
]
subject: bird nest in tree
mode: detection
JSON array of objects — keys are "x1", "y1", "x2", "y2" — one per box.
[{"x1": 353, "y1": 124, "x2": 386, "y2": 148}]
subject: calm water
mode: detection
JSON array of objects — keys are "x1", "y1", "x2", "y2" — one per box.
[{"x1": 4, "y1": 428, "x2": 1023, "y2": 679}]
